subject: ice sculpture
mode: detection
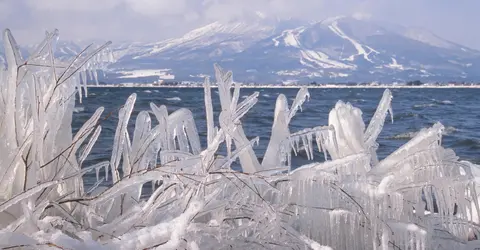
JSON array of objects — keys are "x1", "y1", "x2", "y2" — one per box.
[{"x1": 0, "y1": 29, "x2": 480, "y2": 250}]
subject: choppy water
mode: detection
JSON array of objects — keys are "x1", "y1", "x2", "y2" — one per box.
[{"x1": 73, "y1": 88, "x2": 480, "y2": 183}]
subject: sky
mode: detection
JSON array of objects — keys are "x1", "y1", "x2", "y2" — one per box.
[{"x1": 0, "y1": 0, "x2": 478, "y2": 49}]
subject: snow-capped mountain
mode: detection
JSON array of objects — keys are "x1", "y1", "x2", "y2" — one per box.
[
  {"x1": 105, "y1": 15, "x2": 480, "y2": 83},
  {"x1": 2, "y1": 15, "x2": 480, "y2": 83}
]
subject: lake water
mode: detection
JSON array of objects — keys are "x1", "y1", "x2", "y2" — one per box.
[{"x1": 73, "y1": 87, "x2": 480, "y2": 184}]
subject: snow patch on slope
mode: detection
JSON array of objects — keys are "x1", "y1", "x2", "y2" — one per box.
[
  {"x1": 283, "y1": 30, "x2": 302, "y2": 47},
  {"x1": 134, "y1": 21, "x2": 275, "y2": 59},
  {"x1": 328, "y1": 20, "x2": 379, "y2": 63},
  {"x1": 117, "y1": 69, "x2": 175, "y2": 79},
  {"x1": 273, "y1": 27, "x2": 355, "y2": 70},
  {"x1": 385, "y1": 57, "x2": 404, "y2": 70},
  {"x1": 272, "y1": 28, "x2": 304, "y2": 48},
  {"x1": 94, "y1": 14, "x2": 480, "y2": 82},
  {"x1": 300, "y1": 50, "x2": 354, "y2": 69},
  {"x1": 448, "y1": 60, "x2": 473, "y2": 67}
]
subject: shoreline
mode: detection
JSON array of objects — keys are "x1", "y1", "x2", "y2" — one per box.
[{"x1": 86, "y1": 85, "x2": 480, "y2": 89}]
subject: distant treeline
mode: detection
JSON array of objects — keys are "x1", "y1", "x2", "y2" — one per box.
[{"x1": 103, "y1": 80, "x2": 478, "y2": 86}]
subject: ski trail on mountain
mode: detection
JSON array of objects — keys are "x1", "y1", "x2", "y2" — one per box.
[
  {"x1": 328, "y1": 20, "x2": 379, "y2": 63},
  {"x1": 273, "y1": 28, "x2": 354, "y2": 70}
]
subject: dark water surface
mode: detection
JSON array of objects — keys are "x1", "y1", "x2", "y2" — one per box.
[{"x1": 73, "y1": 87, "x2": 480, "y2": 183}]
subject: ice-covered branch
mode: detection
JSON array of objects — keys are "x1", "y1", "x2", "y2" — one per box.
[{"x1": 0, "y1": 29, "x2": 479, "y2": 250}]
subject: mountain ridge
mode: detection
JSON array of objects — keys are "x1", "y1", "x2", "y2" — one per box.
[
  {"x1": 106, "y1": 15, "x2": 480, "y2": 84},
  {"x1": 1, "y1": 16, "x2": 480, "y2": 84}
]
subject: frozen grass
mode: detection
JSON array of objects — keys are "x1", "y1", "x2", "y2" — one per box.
[{"x1": 1, "y1": 29, "x2": 480, "y2": 249}]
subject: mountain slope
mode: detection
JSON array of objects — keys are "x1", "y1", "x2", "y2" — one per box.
[
  {"x1": 2, "y1": 16, "x2": 480, "y2": 83},
  {"x1": 105, "y1": 15, "x2": 480, "y2": 83}
]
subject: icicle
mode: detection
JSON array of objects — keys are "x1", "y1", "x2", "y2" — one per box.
[
  {"x1": 288, "y1": 86, "x2": 310, "y2": 123},
  {"x1": 230, "y1": 81, "x2": 241, "y2": 114},
  {"x1": 56, "y1": 41, "x2": 112, "y2": 85},
  {"x1": 203, "y1": 77, "x2": 215, "y2": 147},
  {"x1": 95, "y1": 167, "x2": 100, "y2": 182},
  {"x1": 93, "y1": 69, "x2": 98, "y2": 85},
  {"x1": 111, "y1": 93, "x2": 136, "y2": 183},
  {"x1": 218, "y1": 137, "x2": 259, "y2": 170},
  {"x1": 78, "y1": 125, "x2": 102, "y2": 166},
  {"x1": 233, "y1": 92, "x2": 259, "y2": 122},
  {"x1": 82, "y1": 70, "x2": 88, "y2": 87},
  {"x1": 364, "y1": 89, "x2": 393, "y2": 155},
  {"x1": 168, "y1": 108, "x2": 201, "y2": 155}
]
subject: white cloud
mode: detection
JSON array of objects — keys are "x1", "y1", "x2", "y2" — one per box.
[
  {"x1": 25, "y1": 0, "x2": 189, "y2": 15},
  {"x1": 123, "y1": 0, "x2": 188, "y2": 16},
  {"x1": 352, "y1": 12, "x2": 372, "y2": 20},
  {"x1": 25, "y1": 0, "x2": 120, "y2": 11},
  {"x1": 0, "y1": 1, "x2": 14, "y2": 21},
  {"x1": 0, "y1": 0, "x2": 477, "y2": 49}
]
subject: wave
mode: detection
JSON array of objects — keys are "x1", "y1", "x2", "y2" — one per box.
[
  {"x1": 412, "y1": 100, "x2": 454, "y2": 110},
  {"x1": 73, "y1": 107, "x2": 85, "y2": 113},
  {"x1": 443, "y1": 126, "x2": 457, "y2": 135},
  {"x1": 143, "y1": 90, "x2": 152, "y2": 93},
  {"x1": 262, "y1": 94, "x2": 270, "y2": 97},
  {"x1": 439, "y1": 100, "x2": 454, "y2": 105},
  {"x1": 452, "y1": 138, "x2": 480, "y2": 149},
  {"x1": 394, "y1": 112, "x2": 425, "y2": 120},
  {"x1": 389, "y1": 131, "x2": 418, "y2": 140},
  {"x1": 432, "y1": 99, "x2": 454, "y2": 105},
  {"x1": 165, "y1": 97, "x2": 181, "y2": 101},
  {"x1": 413, "y1": 103, "x2": 436, "y2": 109},
  {"x1": 352, "y1": 99, "x2": 365, "y2": 103},
  {"x1": 389, "y1": 126, "x2": 457, "y2": 140}
]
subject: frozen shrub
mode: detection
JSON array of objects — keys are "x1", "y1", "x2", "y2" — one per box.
[{"x1": 0, "y1": 29, "x2": 480, "y2": 250}]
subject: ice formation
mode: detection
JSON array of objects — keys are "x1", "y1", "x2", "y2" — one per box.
[{"x1": 1, "y1": 29, "x2": 480, "y2": 250}]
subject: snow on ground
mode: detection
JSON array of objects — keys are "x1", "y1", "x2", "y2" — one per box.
[
  {"x1": 300, "y1": 50, "x2": 354, "y2": 69},
  {"x1": 277, "y1": 70, "x2": 303, "y2": 76},
  {"x1": 272, "y1": 27, "x2": 355, "y2": 70},
  {"x1": 329, "y1": 72, "x2": 350, "y2": 78},
  {"x1": 385, "y1": 57, "x2": 404, "y2": 70},
  {"x1": 448, "y1": 59, "x2": 473, "y2": 68},
  {"x1": 117, "y1": 69, "x2": 175, "y2": 79},
  {"x1": 419, "y1": 69, "x2": 435, "y2": 77},
  {"x1": 272, "y1": 28, "x2": 304, "y2": 48},
  {"x1": 133, "y1": 21, "x2": 274, "y2": 59},
  {"x1": 328, "y1": 20, "x2": 379, "y2": 63},
  {"x1": 283, "y1": 29, "x2": 302, "y2": 48}
]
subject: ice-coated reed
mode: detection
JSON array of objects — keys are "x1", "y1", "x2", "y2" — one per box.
[{"x1": 0, "y1": 29, "x2": 480, "y2": 250}]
